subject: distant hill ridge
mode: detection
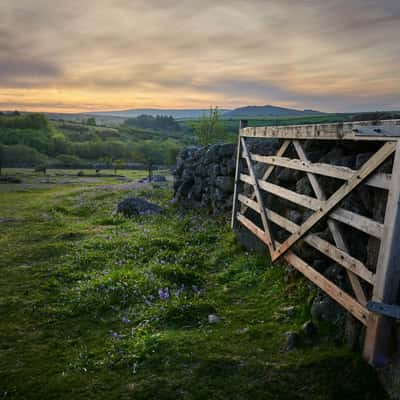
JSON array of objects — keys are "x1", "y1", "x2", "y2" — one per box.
[
  {"x1": 221, "y1": 105, "x2": 325, "y2": 118},
  {"x1": 87, "y1": 105, "x2": 325, "y2": 119}
]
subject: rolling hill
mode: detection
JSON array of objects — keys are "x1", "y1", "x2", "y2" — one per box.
[
  {"x1": 86, "y1": 105, "x2": 325, "y2": 120},
  {"x1": 221, "y1": 105, "x2": 325, "y2": 118}
]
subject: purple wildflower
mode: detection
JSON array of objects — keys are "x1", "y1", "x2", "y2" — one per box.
[
  {"x1": 111, "y1": 331, "x2": 122, "y2": 340},
  {"x1": 158, "y1": 287, "x2": 170, "y2": 301},
  {"x1": 122, "y1": 317, "x2": 130, "y2": 324}
]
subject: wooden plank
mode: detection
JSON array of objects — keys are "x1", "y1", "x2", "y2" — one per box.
[
  {"x1": 240, "y1": 119, "x2": 400, "y2": 141},
  {"x1": 231, "y1": 121, "x2": 245, "y2": 229},
  {"x1": 330, "y1": 208, "x2": 383, "y2": 239},
  {"x1": 238, "y1": 194, "x2": 374, "y2": 285},
  {"x1": 364, "y1": 141, "x2": 400, "y2": 366},
  {"x1": 240, "y1": 139, "x2": 291, "y2": 214},
  {"x1": 272, "y1": 142, "x2": 396, "y2": 262},
  {"x1": 236, "y1": 213, "x2": 369, "y2": 324},
  {"x1": 240, "y1": 137, "x2": 275, "y2": 252},
  {"x1": 293, "y1": 140, "x2": 368, "y2": 305},
  {"x1": 240, "y1": 173, "x2": 322, "y2": 209},
  {"x1": 248, "y1": 153, "x2": 391, "y2": 190},
  {"x1": 240, "y1": 173, "x2": 384, "y2": 238}
]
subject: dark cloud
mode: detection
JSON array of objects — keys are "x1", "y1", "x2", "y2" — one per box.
[{"x1": 0, "y1": 57, "x2": 62, "y2": 88}]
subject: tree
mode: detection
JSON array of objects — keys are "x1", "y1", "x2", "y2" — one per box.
[
  {"x1": 86, "y1": 117, "x2": 96, "y2": 126},
  {"x1": 0, "y1": 144, "x2": 3, "y2": 175},
  {"x1": 34, "y1": 161, "x2": 48, "y2": 175},
  {"x1": 113, "y1": 159, "x2": 124, "y2": 175},
  {"x1": 101, "y1": 156, "x2": 113, "y2": 170},
  {"x1": 132, "y1": 142, "x2": 163, "y2": 180},
  {"x1": 191, "y1": 107, "x2": 225, "y2": 146},
  {"x1": 165, "y1": 143, "x2": 181, "y2": 166}
]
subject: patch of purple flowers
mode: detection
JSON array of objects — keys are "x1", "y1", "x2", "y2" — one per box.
[{"x1": 158, "y1": 287, "x2": 170, "y2": 301}]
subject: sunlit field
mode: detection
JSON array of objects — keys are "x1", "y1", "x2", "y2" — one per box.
[{"x1": 0, "y1": 175, "x2": 386, "y2": 399}]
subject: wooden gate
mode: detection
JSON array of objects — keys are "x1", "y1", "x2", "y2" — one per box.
[{"x1": 231, "y1": 119, "x2": 400, "y2": 366}]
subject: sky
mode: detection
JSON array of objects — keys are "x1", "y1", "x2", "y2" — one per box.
[{"x1": 0, "y1": 0, "x2": 399, "y2": 113}]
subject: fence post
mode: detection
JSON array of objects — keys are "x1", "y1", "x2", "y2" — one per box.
[
  {"x1": 364, "y1": 141, "x2": 400, "y2": 366},
  {"x1": 231, "y1": 120, "x2": 248, "y2": 229}
]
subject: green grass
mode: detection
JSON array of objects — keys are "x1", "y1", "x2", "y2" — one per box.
[
  {"x1": 0, "y1": 168, "x2": 169, "y2": 193},
  {"x1": 0, "y1": 181, "x2": 387, "y2": 399}
]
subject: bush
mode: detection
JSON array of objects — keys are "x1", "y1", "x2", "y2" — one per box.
[
  {"x1": 3, "y1": 144, "x2": 47, "y2": 167},
  {"x1": 0, "y1": 113, "x2": 51, "y2": 130},
  {"x1": 56, "y1": 154, "x2": 87, "y2": 168}
]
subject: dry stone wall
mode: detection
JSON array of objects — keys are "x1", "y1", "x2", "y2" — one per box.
[{"x1": 173, "y1": 141, "x2": 279, "y2": 214}]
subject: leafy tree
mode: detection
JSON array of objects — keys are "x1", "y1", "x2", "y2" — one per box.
[
  {"x1": 3, "y1": 145, "x2": 47, "y2": 167},
  {"x1": 34, "y1": 161, "x2": 48, "y2": 175},
  {"x1": 0, "y1": 144, "x2": 3, "y2": 175},
  {"x1": 165, "y1": 143, "x2": 181, "y2": 165},
  {"x1": 56, "y1": 154, "x2": 85, "y2": 168},
  {"x1": 113, "y1": 159, "x2": 124, "y2": 175},
  {"x1": 132, "y1": 142, "x2": 163, "y2": 180},
  {"x1": 86, "y1": 117, "x2": 96, "y2": 126},
  {"x1": 101, "y1": 156, "x2": 113, "y2": 170},
  {"x1": 191, "y1": 107, "x2": 225, "y2": 146}
]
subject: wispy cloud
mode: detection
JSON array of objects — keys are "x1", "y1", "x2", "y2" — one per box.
[{"x1": 0, "y1": 0, "x2": 399, "y2": 112}]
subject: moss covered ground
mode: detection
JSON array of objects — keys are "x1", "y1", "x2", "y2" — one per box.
[{"x1": 0, "y1": 175, "x2": 387, "y2": 399}]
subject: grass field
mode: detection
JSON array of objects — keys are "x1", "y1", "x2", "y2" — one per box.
[
  {"x1": 0, "y1": 169, "x2": 167, "y2": 193},
  {"x1": 0, "y1": 174, "x2": 387, "y2": 399}
]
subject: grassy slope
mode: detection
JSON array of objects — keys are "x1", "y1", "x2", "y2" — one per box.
[{"x1": 0, "y1": 181, "x2": 387, "y2": 399}]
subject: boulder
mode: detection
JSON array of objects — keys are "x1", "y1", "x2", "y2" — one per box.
[{"x1": 116, "y1": 197, "x2": 164, "y2": 217}]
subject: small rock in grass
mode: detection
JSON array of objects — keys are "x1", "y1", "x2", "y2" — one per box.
[
  {"x1": 302, "y1": 320, "x2": 317, "y2": 337},
  {"x1": 284, "y1": 331, "x2": 299, "y2": 352},
  {"x1": 150, "y1": 175, "x2": 167, "y2": 182},
  {"x1": 208, "y1": 314, "x2": 220, "y2": 324},
  {"x1": 281, "y1": 306, "x2": 295, "y2": 317}
]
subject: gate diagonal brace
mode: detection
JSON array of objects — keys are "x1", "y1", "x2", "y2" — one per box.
[{"x1": 271, "y1": 141, "x2": 397, "y2": 263}]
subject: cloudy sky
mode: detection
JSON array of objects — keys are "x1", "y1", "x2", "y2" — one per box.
[{"x1": 0, "y1": 0, "x2": 399, "y2": 113}]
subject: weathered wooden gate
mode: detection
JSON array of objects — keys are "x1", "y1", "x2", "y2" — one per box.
[{"x1": 231, "y1": 119, "x2": 400, "y2": 366}]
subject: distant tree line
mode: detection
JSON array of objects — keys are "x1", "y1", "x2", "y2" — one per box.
[{"x1": 124, "y1": 115, "x2": 181, "y2": 131}]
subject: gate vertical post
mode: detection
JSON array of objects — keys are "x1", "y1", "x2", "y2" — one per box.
[
  {"x1": 231, "y1": 120, "x2": 248, "y2": 229},
  {"x1": 364, "y1": 140, "x2": 400, "y2": 366}
]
